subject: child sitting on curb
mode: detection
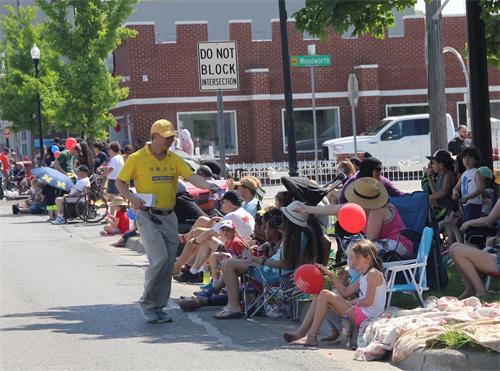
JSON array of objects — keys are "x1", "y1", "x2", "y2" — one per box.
[
  {"x1": 283, "y1": 240, "x2": 386, "y2": 347},
  {"x1": 12, "y1": 179, "x2": 46, "y2": 215},
  {"x1": 101, "y1": 197, "x2": 130, "y2": 236}
]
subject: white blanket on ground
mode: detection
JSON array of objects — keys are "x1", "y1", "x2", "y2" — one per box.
[{"x1": 354, "y1": 296, "x2": 500, "y2": 363}]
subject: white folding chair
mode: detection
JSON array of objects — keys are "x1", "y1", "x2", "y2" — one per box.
[{"x1": 384, "y1": 227, "x2": 434, "y2": 307}]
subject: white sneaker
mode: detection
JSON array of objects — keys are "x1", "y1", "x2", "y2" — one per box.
[{"x1": 51, "y1": 216, "x2": 66, "y2": 225}]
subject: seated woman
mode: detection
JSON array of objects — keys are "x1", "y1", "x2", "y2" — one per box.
[
  {"x1": 295, "y1": 177, "x2": 413, "y2": 259},
  {"x1": 450, "y1": 199, "x2": 500, "y2": 299},
  {"x1": 213, "y1": 201, "x2": 317, "y2": 319},
  {"x1": 283, "y1": 240, "x2": 386, "y2": 347}
]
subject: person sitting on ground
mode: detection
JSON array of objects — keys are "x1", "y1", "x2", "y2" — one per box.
[
  {"x1": 213, "y1": 203, "x2": 317, "y2": 319},
  {"x1": 101, "y1": 196, "x2": 130, "y2": 236},
  {"x1": 449, "y1": 199, "x2": 499, "y2": 298},
  {"x1": 173, "y1": 190, "x2": 254, "y2": 281},
  {"x1": 295, "y1": 177, "x2": 413, "y2": 259},
  {"x1": 207, "y1": 220, "x2": 247, "y2": 284},
  {"x1": 283, "y1": 240, "x2": 386, "y2": 347},
  {"x1": 93, "y1": 143, "x2": 108, "y2": 170},
  {"x1": 111, "y1": 219, "x2": 138, "y2": 247},
  {"x1": 231, "y1": 176, "x2": 262, "y2": 217},
  {"x1": 12, "y1": 179, "x2": 46, "y2": 215},
  {"x1": 51, "y1": 165, "x2": 91, "y2": 225},
  {"x1": 338, "y1": 157, "x2": 404, "y2": 205},
  {"x1": 452, "y1": 147, "x2": 485, "y2": 222},
  {"x1": 53, "y1": 144, "x2": 81, "y2": 176},
  {"x1": 424, "y1": 150, "x2": 456, "y2": 217}
]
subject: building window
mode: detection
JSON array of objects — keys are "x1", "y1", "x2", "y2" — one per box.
[
  {"x1": 177, "y1": 111, "x2": 238, "y2": 156},
  {"x1": 457, "y1": 100, "x2": 500, "y2": 125},
  {"x1": 386, "y1": 104, "x2": 429, "y2": 117},
  {"x1": 282, "y1": 107, "x2": 340, "y2": 153}
]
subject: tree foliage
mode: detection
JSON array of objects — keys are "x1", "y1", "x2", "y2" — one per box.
[
  {"x1": 294, "y1": 0, "x2": 500, "y2": 67},
  {"x1": 0, "y1": 5, "x2": 63, "y2": 134},
  {"x1": 36, "y1": 0, "x2": 138, "y2": 139}
]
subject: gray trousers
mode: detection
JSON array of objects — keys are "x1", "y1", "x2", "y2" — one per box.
[{"x1": 135, "y1": 209, "x2": 178, "y2": 310}]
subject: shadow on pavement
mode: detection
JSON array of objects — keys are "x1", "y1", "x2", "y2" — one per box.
[{"x1": 1, "y1": 303, "x2": 293, "y2": 352}]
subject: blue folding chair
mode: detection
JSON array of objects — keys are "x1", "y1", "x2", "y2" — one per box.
[{"x1": 384, "y1": 227, "x2": 434, "y2": 307}]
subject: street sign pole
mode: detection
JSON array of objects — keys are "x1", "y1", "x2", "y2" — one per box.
[
  {"x1": 310, "y1": 65, "x2": 318, "y2": 181},
  {"x1": 217, "y1": 91, "x2": 226, "y2": 177},
  {"x1": 347, "y1": 74, "x2": 359, "y2": 156},
  {"x1": 308, "y1": 44, "x2": 318, "y2": 181}
]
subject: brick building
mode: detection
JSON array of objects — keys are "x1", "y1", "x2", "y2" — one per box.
[{"x1": 110, "y1": 16, "x2": 500, "y2": 163}]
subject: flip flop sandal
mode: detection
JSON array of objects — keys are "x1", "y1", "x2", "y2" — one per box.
[{"x1": 214, "y1": 307, "x2": 242, "y2": 319}]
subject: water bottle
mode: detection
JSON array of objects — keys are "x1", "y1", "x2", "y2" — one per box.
[
  {"x1": 339, "y1": 315, "x2": 351, "y2": 348},
  {"x1": 202, "y1": 265, "x2": 211, "y2": 285}
]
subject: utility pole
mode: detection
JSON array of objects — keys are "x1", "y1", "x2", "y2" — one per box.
[
  {"x1": 426, "y1": 0, "x2": 448, "y2": 153},
  {"x1": 466, "y1": 0, "x2": 492, "y2": 168},
  {"x1": 278, "y1": 0, "x2": 298, "y2": 176}
]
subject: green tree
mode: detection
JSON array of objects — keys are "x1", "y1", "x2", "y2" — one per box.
[
  {"x1": 294, "y1": 0, "x2": 500, "y2": 67},
  {"x1": 0, "y1": 5, "x2": 63, "y2": 136},
  {"x1": 36, "y1": 0, "x2": 138, "y2": 140}
]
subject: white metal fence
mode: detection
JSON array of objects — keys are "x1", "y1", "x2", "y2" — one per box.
[{"x1": 227, "y1": 159, "x2": 427, "y2": 200}]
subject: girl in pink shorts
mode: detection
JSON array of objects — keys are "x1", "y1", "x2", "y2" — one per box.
[{"x1": 283, "y1": 240, "x2": 386, "y2": 347}]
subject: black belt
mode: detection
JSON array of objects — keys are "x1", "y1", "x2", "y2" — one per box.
[{"x1": 149, "y1": 208, "x2": 173, "y2": 216}]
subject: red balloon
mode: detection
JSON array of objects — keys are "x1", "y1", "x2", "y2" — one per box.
[
  {"x1": 65, "y1": 137, "x2": 77, "y2": 150},
  {"x1": 54, "y1": 151, "x2": 60, "y2": 159},
  {"x1": 338, "y1": 203, "x2": 367, "y2": 234},
  {"x1": 293, "y1": 264, "x2": 324, "y2": 294}
]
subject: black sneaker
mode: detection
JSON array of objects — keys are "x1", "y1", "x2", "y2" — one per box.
[
  {"x1": 173, "y1": 270, "x2": 202, "y2": 283},
  {"x1": 12, "y1": 204, "x2": 19, "y2": 214}
]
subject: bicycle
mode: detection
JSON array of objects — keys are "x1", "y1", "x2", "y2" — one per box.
[{"x1": 75, "y1": 172, "x2": 109, "y2": 223}]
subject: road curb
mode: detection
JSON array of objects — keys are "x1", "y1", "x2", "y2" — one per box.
[
  {"x1": 125, "y1": 236, "x2": 144, "y2": 254},
  {"x1": 397, "y1": 348, "x2": 500, "y2": 371}
]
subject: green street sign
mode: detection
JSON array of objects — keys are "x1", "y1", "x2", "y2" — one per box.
[{"x1": 291, "y1": 55, "x2": 331, "y2": 67}]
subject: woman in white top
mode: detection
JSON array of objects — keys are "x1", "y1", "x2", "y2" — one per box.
[
  {"x1": 103, "y1": 141, "x2": 124, "y2": 199},
  {"x1": 284, "y1": 239, "x2": 386, "y2": 347}
]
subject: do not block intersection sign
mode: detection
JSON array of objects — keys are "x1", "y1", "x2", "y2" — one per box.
[{"x1": 198, "y1": 41, "x2": 239, "y2": 91}]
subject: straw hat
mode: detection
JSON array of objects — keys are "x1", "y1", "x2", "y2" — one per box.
[
  {"x1": 344, "y1": 177, "x2": 388, "y2": 209},
  {"x1": 111, "y1": 196, "x2": 128, "y2": 207},
  {"x1": 281, "y1": 200, "x2": 308, "y2": 228}
]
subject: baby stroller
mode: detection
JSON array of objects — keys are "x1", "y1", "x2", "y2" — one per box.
[{"x1": 281, "y1": 173, "x2": 346, "y2": 265}]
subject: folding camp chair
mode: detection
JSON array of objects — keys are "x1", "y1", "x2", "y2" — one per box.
[
  {"x1": 384, "y1": 227, "x2": 434, "y2": 307},
  {"x1": 243, "y1": 267, "x2": 303, "y2": 320},
  {"x1": 484, "y1": 246, "x2": 500, "y2": 294}
]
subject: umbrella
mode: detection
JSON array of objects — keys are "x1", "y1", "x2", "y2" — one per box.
[{"x1": 31, "y1": 167, "x2": 74, "y2": 192}]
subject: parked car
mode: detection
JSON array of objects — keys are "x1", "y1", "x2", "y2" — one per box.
[{"x1": 322, "y1": 113, "x2": 455, "y2": 163}]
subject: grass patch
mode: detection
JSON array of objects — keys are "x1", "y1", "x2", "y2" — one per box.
[
  {"x1": 427, "y1": 329, "x2": 491, "y2": 352},
  {"x1": 387, "y1": 265, "x2": 500, "y2": 309}
]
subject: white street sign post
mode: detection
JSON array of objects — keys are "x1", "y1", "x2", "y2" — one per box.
[
  {"x1": 308, "y1": 44, "x2": 319, "y2": 181},
  {"x1": 347, "y1": 74, "x2": 359, "y2": 156},
  {"x1": 198, "y1": 41, "x2": 239, "y2": 176}
]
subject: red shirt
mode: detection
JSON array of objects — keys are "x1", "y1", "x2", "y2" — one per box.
[
  {"x1": 0, "y1": 154, "x2": 9, "y2": 174},
  {"x1": 116, "y1": 210, "x2": 130, "y2": 234},
  {"x1": 224, "y1": 236, "x2": 246, "y2": 257}
]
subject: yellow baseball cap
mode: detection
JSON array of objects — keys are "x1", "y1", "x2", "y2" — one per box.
[{"x1": 151, "y1": 119, "x2": 176, "y2": 138}]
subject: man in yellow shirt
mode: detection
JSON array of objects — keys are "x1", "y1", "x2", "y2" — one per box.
[{"x1": 116, "y1": 119, "x2": 219, "y2": 323}]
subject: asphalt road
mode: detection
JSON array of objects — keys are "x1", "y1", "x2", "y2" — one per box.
[{"x1": 0, "y1": 199, "x2": 400, "y2": 371}]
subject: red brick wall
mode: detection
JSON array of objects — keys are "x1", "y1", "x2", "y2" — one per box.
[{"x1": 111, "y1": 17, "x2": 500, "y2": 162}]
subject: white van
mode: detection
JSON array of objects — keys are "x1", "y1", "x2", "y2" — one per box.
[{"x1": 322, "y1": 113, "x2": 455, "y2": 163}]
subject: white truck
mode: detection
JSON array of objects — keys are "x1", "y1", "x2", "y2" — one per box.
[{"x1": 322, "y1": 113, "x2": 455, "y2": 164}]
